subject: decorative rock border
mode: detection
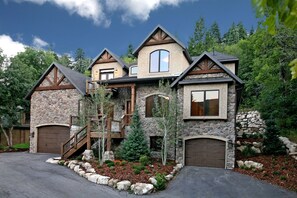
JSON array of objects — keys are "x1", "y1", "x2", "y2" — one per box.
[
  {"x1": 46, "y1": 158, "x2": 183, "y2": 195},
  {"x1": 237, "y1": 160, "x2": 263, "y2": 170}
]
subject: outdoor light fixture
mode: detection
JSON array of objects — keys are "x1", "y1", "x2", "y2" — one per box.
[
  {"x1": 31, "y1": 132, "x2": 35, "y2": 138},
  {"x1": 228, "y1": 139, "x2": 233, "y2": 149},
  {"x1": 178, "y1": 138, "x2": 183, "y2": 147}
]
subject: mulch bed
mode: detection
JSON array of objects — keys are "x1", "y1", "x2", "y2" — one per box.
[
  {"x1": 237, "y1": 137, "x2": 264, "y2": 143},
  {"x1": 234, "y1": 154, "x2": 297, "y2": 192},
  {"x1": 90, "y1": 159, "x2": 175, "y2": 184}
]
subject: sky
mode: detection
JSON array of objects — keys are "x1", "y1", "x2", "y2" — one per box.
[{"x1": 0, "y1": 0, "x2": 259, "y2": 59}]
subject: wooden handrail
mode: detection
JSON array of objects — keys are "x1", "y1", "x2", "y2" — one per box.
[{"x1": 61, "y1": 125, "x2": 87, "y2": 157}]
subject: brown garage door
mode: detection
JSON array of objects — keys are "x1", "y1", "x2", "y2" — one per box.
[
  {"x1": 38, "y1": 125, "x2": 70, "y2": 154},
  {"x1": 185, "y1": 138, "x2": 225, "y2": 168}
]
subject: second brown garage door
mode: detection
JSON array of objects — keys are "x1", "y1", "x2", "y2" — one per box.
[
  {"x1": 185, "y1": 138, "x2": 226, "y2": 168},
  {"x1": 37, "y1": 125, "x2": 70, "y2": 154}
]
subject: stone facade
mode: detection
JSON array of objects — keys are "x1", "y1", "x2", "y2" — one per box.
[
  {"x1": 30, "y1": 89, "x2": 81, "y2": 152},
  {"x1": 176, "y1": 84, "x2": 236, "y2": 169},
  {"x1": 136, "y1": 83, "x2": 175, "y2": 159},
  {"x1": 236, "y1": 111, "x2": 266, "y2": 136}
]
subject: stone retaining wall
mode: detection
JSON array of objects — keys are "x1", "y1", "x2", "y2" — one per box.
[{"x1": 236, "y1": 111, "x2": 266, "y2": 136}]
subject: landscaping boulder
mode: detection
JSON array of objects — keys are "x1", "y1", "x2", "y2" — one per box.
[
  {"x1": 87, "y1": 174, "x2": 101, "y2": 183},
  {"x1": 84, "y1": 173, "x2": 93, "y2": 179},
  {"x1": 245, "y1": 160, "x2": 263, "y2": 169},
  {"x1": 73, "y1": 165, "x2": 80, "y2": 173},
  {"x1": 251, "y1": 146, "x2": 261, "y2": 154},
  {"x1": 69, "y1": 164, "x2": 76, "y2": 170},
  {"x1": 149, "y1": 177, "x2": 157, "y2": 185},
  {"x1": 108, "y1": 178, "x2": 119, "y2": 188},
  {"x1": 131, "y1": 183, "x2": 154, "y2": 195},
  {"x1": 165, "y1": 174, "x2": 173, "y2": 181},
  {"x1": 237, "y1": 145, "x2": 247, "y2": 152},
  {"x1": 82, "y1": 162, "x2": 92, "y2": 170},
  {"x1": 237, "y1": 160, "x2": 244, "y2": 168},
  {"x1": 78, "y1": 170, "x2": 86, "y2": 177},
  {"x1": 86, "y1": 168, "x2": 96, "y2": 173},
  {"x1": 279, "y1": 136, "x2": 297, "y2": 154},
  {"x1": 82, "y1": 149, "x2": 94, "y2": 161},
  {"x1": 97, "y1": 175, "x2": 110, "y2": 185},
  {"x1": 117, "y1": 180, "x2": 131, "y2": 191},
  {"x1": 103, "y1": 151, "x2": 114, "y2": 162},
  {"x1": 252, "y1": 142, "x2": 262, "y2": 148},
  {"x1": 45, "y1": 158, "x2": 59, "y2": 164}
]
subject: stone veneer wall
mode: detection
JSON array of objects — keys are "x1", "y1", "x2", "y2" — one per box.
[
  {"x1": 236, "y1": 111, "x2": 266, "y2": 136},
  {"x1": 136, "y1": 84, "x2": 175, "y2": 159},
  {"x1": 30, "y1": 89, "x2": 81, "y2": 152},
  {"x1": 176, "y1": 84, "x2": 237, "y2": 169}
]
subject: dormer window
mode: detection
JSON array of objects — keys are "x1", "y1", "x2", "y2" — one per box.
[
  {"x1": 150, "y1": 50, "x2": 169, "y2": 73},
  {"x1": 100, "y1": 68, "x2": 114, "y2": 80},
  {"x1": 130, "y1": 65, "x2": 138, "y2": 75}
]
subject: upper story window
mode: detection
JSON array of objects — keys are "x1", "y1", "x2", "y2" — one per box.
[
  {"x1": 130, "y1": 66, "x2": 138, "y2": 75},
  {"x1": 150, "y1": 50, "x2": 169, "y2": 73},
  {"x1": 145, "y1": 94, "x2": 169, "y2": 117},
  {"x1": 191, "y1": 90, "x2": 219, "y2": 116},
  {"x1": 100, "y1": 69, "x2": 114, "y2": 80}
]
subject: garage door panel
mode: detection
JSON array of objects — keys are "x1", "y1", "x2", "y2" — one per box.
[
  {"x1": 38, "y1": 126, "x2": 70, "y2": 154},
  {"x1": 185, "y1": 138, "x2": 225, "y2": 168}
]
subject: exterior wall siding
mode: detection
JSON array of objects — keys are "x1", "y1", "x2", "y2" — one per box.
[
  {"x1": 137, "y1": 43, "x2": 189, "y2": 78},
  {"x1": 30, "y1": 89, "x2": 81, "y2": 153}
]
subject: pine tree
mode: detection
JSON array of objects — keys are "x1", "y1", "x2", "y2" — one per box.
[
  {"x1": 262, "y1": 119, "x2": 286, "y2": 155},
  {"x1": 210, "y1": 22, "x2": 221, "y2": 43},
  {"x1": 188, "y1": 17, "x2": 206, "y2": 56},
  {"x1": 237, "y1": 22, "x2": 247, "y2": 40},
  {"x1": 120, "y1": 108, "x2": 149, "y2": 161}
]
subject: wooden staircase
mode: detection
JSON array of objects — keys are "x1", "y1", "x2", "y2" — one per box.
[
  {"x1": 61, "y1": 114, "x2": 132, "y2": 159},
  {"x1": 61, "y1": 125, "x2": 88, "y2": 159}
]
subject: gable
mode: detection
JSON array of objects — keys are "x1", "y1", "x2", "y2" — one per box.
[
  {"x1": 95, "y1": 51, "x2": 117, "y2": 64},
  {"x1": 36, "y1": 66, "x2": 75, "y2": 91},
  {"x1": 144, "y1": 28, "x2": 175, "y2": 47},
  {"x1": 186, "y1": 58, "x2": 225, "y2": 77}
]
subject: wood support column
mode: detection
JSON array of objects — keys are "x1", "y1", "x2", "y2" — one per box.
[
  {"x1": 87, "y1": 120, "x2": 91, "y2": 150},
  {"x1": 106, "y1": 118, "x2": 111, "y2": 151},
  {"x1": 131, "y1": 84, "x2": 135, "y2": 113}
]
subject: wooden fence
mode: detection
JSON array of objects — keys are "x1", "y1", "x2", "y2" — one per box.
[{"x1": 0, "y1": 126, "x2": 30, "y2": 146}]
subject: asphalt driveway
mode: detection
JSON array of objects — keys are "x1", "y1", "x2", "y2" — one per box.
[{"x1": 0, "y1": 152, "x2": 296, "y2": 198}]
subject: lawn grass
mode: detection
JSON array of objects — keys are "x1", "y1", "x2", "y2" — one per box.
[{"x1": 12, "y1": 143, "x2": 30, "y2": 149}]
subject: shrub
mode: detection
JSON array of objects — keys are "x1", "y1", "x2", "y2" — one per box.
[
  {"x1": 139, "y1": 155, "x2": 150, "y2": 166},
  {"x1": 154, "y1": 173, "x2": 166, "y2": 191},
  {"x1": 280, "y1": 175, "x2": 287, "y2": 181},
  {"x1": 262, "y1": 119, "x2": 287, "y2": 155},
  {"x1": 120, "y1": 160, "x2": 127, "y2": 166},
  {"x1": 105, "y1": 160, "x2": 115, "y2": 167},
  {"x1": 119, "y1": 108, "x2": 149, "y2": 161},
  {"x1": 58, "y1": 160, "x2": 65, "y2": 166},
  {"x1": 75, "y1": 155, "x2": 82, "y2": 161},
  {"x1": 241, "y1": 145, "x2": 256, "y2": 157},
  {"x1": 134, "y1": 169, "x2": 141, "y2": 174},
  {"x1": 272, "y1": 171, "x2": 281, "y2": 175}
]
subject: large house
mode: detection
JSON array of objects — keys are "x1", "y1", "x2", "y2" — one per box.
[{"x1": 26, "y1": 25, "x2": 243, "y2": 169}]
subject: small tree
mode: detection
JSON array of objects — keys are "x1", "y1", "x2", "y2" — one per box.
[
  {"x1": 153, "y1": 81, "x2": 178, "y2": 165},
  {"x1": 262, "y1": 119, "x2": 286, "y2": 155},
  {"x1": 120, "y1": 108, "x2": 149, "y2": 161},
  {"x1": 90, "y1": 85, "x2": 112, "y2": 165}
]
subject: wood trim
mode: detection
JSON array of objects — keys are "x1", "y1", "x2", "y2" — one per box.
[
  {"x1": 188, "y1": 69, "x2": 224, "y2": 75},
  {"x1": 95, "y1": 59, "x2": 117, "y2": 64},
  {"x1": 145, "y1": 39, "x2": 175, "y2": 46},
  {"x1": 45, "y1": 76, "x2": 54, "y2": 85},
  {"x1": 56, "y1": 75, "x2": 65, "y2": 86},
  {"x1": 54, "y1": 67, "x2": 58, "y2": 84},
  {"x1": 36, "y1": 84, "x2": 75, "y2": 91},
  {"x1": 106, "y1": 83, "x2": 136, "y2": 89}
]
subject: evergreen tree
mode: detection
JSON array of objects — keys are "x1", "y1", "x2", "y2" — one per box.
[
  {"x1": 120, "y1": 108, "x2": 149, "y2": 161},
  {"x1": 73, "y1": 48, "x2": 91, "y2": 73},
  {"x1": 210, "y1": 22, "x2": 221, "y2": 43},
  {"x1": 121, "y1": 44, "x2": 136, "y2": 64},
  {"x1": 249, "y1": 26, "x2": 255, "y2": 36},
  {"x1": 237, "y1": 22, "x2": 247, "y2": 40},
  {"x1": 58, "y1": 54, "x2": 73, "y2": 68},
  {"x1": 262, "y1": 119, "x2": 286, "y2": 155},
  {"x1": 188, "y1": 17, "x2": 206, "y2": 56}
]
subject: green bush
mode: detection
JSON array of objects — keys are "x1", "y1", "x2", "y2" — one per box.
[
  {"x1": 154, "y1": 173, "x2": 166, "y2": 191},
  {"x1": 241, "y1": 145, "x2": 256, "y2": 157},
  {"x1": 120, "y1": 161, "x2": 127, "y2": 166},
  {"x1": 134, "y1": 169, "x2": 141, "y2": 174},
  {"x1": 119, "y1": 108, "x2": 149, "y2": 161},
  {"x1": 262, "y1": 119, "x2": 287, "y2": 155},
  {"x1": 75, "y1": 155, "x2": 82, "y2": 161},
  {"x1": 280, "y1": 175, "x2": 287, "y2": 181},
  {"x1": 139, "y1": 155, "x2": 150, "y2": 166},
  {"x1": 105, "y1": 160, "x2": 115, "y2": 167},
  {"x1": 58, "y1": 160, "x2": 65, "y2": 166},
  {"x1": 272, "y1": 171, "x2": 281, "y2": 175},
  {"x1": 12, "y1": 143, "x2": 29, "y2": 149}
]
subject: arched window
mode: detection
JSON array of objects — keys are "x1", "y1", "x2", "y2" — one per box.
[
  {"x1": 145, "y1": 94, "x2": 169, "y2": 117},
  {"x1": 150, "y1": 50, "x2": 169, "y2": 73}
]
